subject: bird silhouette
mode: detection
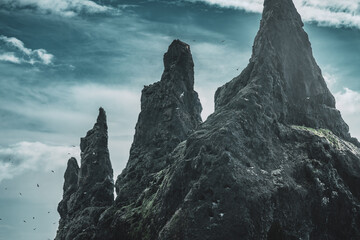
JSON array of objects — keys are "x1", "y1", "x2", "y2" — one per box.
[
  {"x1": 33, "y1": 228, "x2": 36, "y2": 230},
  {"x1": 51, "y1": 170, "x2": 54, "y2": 173},
  {"x1": 37, "y1": 184, "x2": 39, "y2": 187},
  {"x1": 23, "y1": 220, "x2": 26, "y2": 223},
  {"x1": 19, "y1": 192, "x2": 22, "y2": 196}
]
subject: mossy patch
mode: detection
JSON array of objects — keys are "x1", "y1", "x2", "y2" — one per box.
[{"x1": 291, "y1": 125, "x2": 340, "y2": 149}]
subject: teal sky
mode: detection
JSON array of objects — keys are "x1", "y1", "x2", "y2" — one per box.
[{"x1": 0, "y1": 0, "x2": 359, "y2": 239}]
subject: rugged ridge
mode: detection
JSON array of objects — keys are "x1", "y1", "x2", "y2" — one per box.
[
  {"x1": 115, "y1": 39, "x2": 202, "y2": 205},
  {"x1": 56, "y1": 108, "x2": 114, "y2": 240},
  {"x1": 215, "y1": 0, "x2": 356, "y2": 144},
  {"x1": 56, "y1": 0, "x2": 360, "y2": 239}
]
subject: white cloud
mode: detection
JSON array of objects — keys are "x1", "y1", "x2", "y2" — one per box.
[
  {"x1": 0, "y1": 83, "x2": 140, "y2": 136},
  {"x1": 0, "y1": 142, "x2": 80, "y2": 182},
  {"x1": 334, "y1": 88, "x2": 360, "y2": 139},
  {"x1": 189, "y1": 0, "x2": 360, "y2": 29},
  {"x1": 0, "y1": 83, "x2": 141, "y2": 175},
  {"x1": 187, "y1": 0, "x2": 264, "y2": 12},
  {"x1": 323, "y1": 72, "x2": 337, "y2": 89},
  {"x1": 0, "y1": 53, "x2": 22, "y2": 64},
  {"x1": 335, "y1": 88, "x2": 360, "y2": 115},
  {"x1": 1, "y1": 0, "x2": 113, "y2": 17},
  {"x1": 0, "y1": 35, "x2": 54, "y2": 65}
]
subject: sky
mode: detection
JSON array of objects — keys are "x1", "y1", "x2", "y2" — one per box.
[{"x1": 0, "y1": 0, "x2": 359, "y2": 239}]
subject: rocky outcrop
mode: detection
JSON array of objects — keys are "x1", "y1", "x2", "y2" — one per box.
[
  {"x1": 56, "y1": 108, "x2": 114, "y2": 240},
  {"x1": 115, "y1": 39, "x2": 202, "y2": 205},
  {"x1": 56, "y1": 0, "x2": 360, "y2": 239},
  {"x1": 214, "y1": 0, "x2": 356, "y2": 145}
]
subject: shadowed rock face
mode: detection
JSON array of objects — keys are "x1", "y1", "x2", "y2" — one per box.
[
  {"x1": 115, "y1": 39, "x2": 202, "y2": 206},
  {"x1": 57, "y1": 0, "x2": 360, "y2": 239},
  {"x1": 56, "y1": 108, "x2": 113, "y2": 240},
  {"x1": 215, "y1": 0, "x2": 355, "y2": 144},
  {"x1": 58, "y1": 157, "x2": 79, "y2": 219}
]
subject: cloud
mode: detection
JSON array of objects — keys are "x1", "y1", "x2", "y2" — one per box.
[
  {"x1": 323, "y1": 72, "x2": 338, "y2": 89},
  {"x1": 334, "y1": 88, "x2": 360, "y2": 139},
  {"x1": 0, "y1": 35, "x2": 54, "y2": 65},
  {"x1": 0, "y1": 83, "x2": 141, "y2": 174},
  {"x1": 188, "y1": 0, "x2": 360, "y2": 29},
  {"x1": 335, "y1": 88, "x2": 360, "y2": 115},
  {"x1": 0, "y1": 0, "x2": 114, "y2": 17},
  {"x1": 0, "y1": 142, "x2": 80, "y2": 182},
  {"x1": 0, "y1": 53, "x2": 22, "y2": 64},
  {"x1": 187, "y1": 0, "x2": 264, "y2": 12}
]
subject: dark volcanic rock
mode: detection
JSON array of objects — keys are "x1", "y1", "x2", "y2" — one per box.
[
  {"x1": 56, "y1": 108, "x2": 114, "y2": 240},
  {"x1": 115, "y1": 39, "x2": 202, "y2": 205},
  {"x1": 215, "y1": 0, "x2": 354, "y2": 144},
  {"x1": 57, "y1": 0, "x2": 360, "y2": 239},
  {"x1": 58, "y1": 157, "x2": 79, "y2": 220}
]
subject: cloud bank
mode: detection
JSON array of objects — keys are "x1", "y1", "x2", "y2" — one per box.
[
  {"x1": 334, "y1": 88, "x2": 360, "y2": 139},
  {"x1": 0, "y1": 0, "x2": 113, "y2": 17},
  {"x1": 0, "y1": 142, "x2": 80, "y2": 182},
  {"x1": 189, "y1": 0, "x2": 360, "y2": 29},
  {"x1": 0, "y1": 35, "x2": 54, "y2": 65}
]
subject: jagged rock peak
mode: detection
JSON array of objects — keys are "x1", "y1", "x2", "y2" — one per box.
[
  {"x1": 57, "y1": 157, "x2": 79, "y2": 220},
  {"x1": 95, "y1": 107, "x2": 107, "y2": 130},
  {"x1": 262, "y1": 0, "x2": 302, "y2": 23},
  {"x1": 115, "y1": 39, "x2": 202, "y2": 204},
  {"x1": 78, "y1": 108, "x2": 113, "y2": 191},
  {"x1": 63, "y1": 157, "x2": 79, "y2": 194},
  {"x1": 130, "y1": 39, "x2": 201, "y2": 152},
  {"x1": 56, "y1": 109, "x2": 114, "y2": 240},
  {"x1": 215, "y1": 0, "x2": 353, "y2": 142},
  {"x1": 163, "y1": 39, "x2": 192, "y2": 70},
  {"x1": 161, "y1": 39, "x2": 195, "y2": 92}
]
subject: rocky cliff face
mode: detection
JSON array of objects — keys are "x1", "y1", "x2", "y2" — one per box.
[
  {"x1": 115, "y1": 40, "x2": 202, "y2": 206},
  {"x1": 56, "y1": 0, "x2": 360, "y2": 239},
  {"x1": 56, "y1": 108, "x2": 113, "y2": 240}
]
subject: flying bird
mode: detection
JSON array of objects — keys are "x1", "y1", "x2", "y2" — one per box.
[
  {"x1": 37, "y1": 184, "x2": 39, "y2": 187},
  {"x1": 51, "y1": 170, "x2": 54, "y2": 173},
  {"x1": 23, "y1": 220, "x2": 26, "y2": 223},
  {"x1": 33, "y1": 217, "x2": 35, "y2": 219},
  {"x1": 33, "y1": 228, "x2": 36, "y2": 230},
  {"x1": 19, "y1": 192, "x2": 22, "y2": 196}
]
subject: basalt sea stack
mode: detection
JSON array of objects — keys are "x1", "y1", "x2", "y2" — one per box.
[{"x1": 56, "y1": 0, "x2": 360, "y2": 239}]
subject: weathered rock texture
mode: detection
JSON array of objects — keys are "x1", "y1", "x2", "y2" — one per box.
[
  {"x1": 94, "y1": 39, "x2": 203, "y2": 240},
  {"x1": 115, "y1": 39, "x2": 202, "y2": 206},
  {"x1": 56, "y1": 0, "x2": 360, "y2": 239},
  {"x1": 56, "y1": 108, "x2": 114, "y2": 240}
]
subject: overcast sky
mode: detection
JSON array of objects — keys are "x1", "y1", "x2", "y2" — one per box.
[{"x1": 0, "y1": 0, "x2": 359, "y2": 239}]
